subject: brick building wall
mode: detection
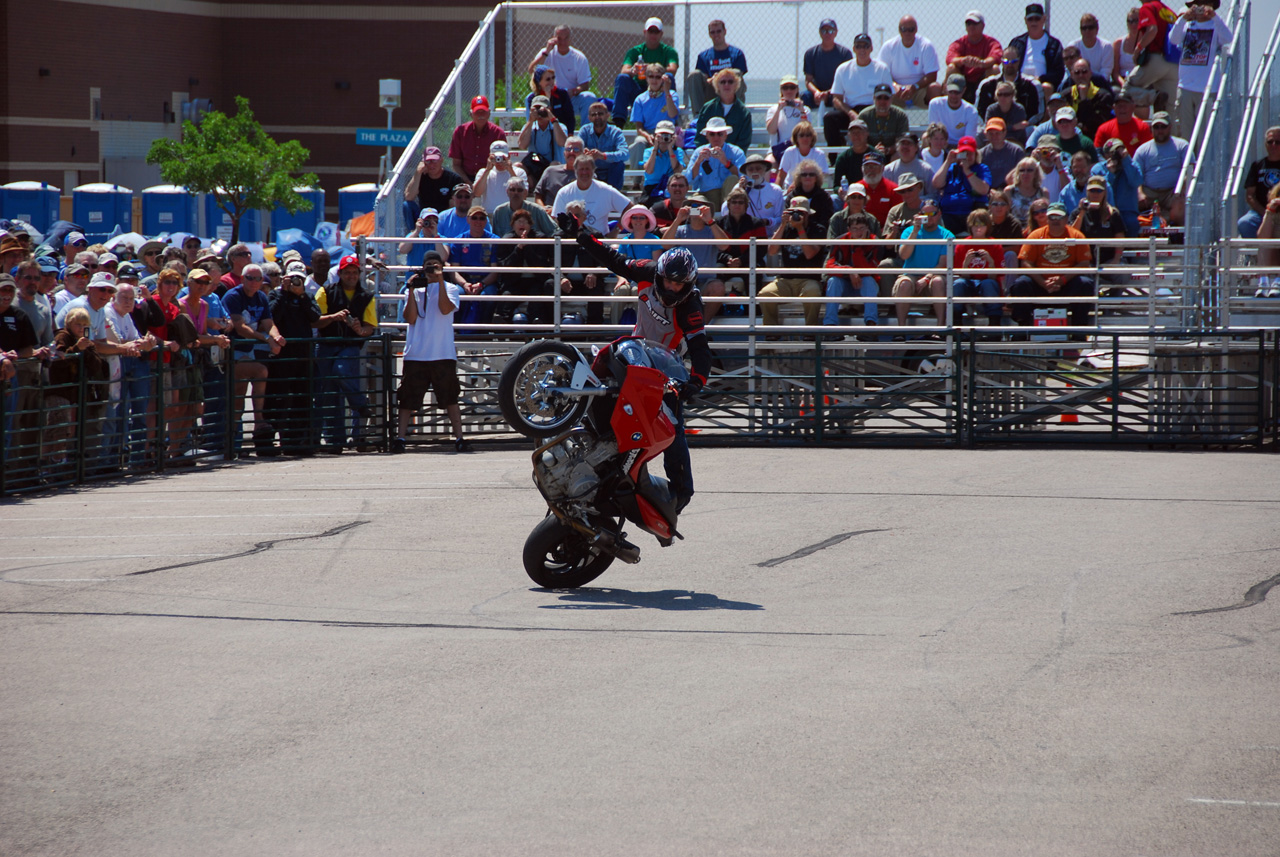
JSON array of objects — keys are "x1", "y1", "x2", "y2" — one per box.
[{"x1": 2, "y1": 0, "x2": 499, "y2": 220}]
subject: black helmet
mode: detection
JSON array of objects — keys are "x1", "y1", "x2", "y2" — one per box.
[{"x1": 654, "y1": 247, "x2": 698, "y2": 307}]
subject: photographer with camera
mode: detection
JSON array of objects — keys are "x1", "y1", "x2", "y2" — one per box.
[
  {"x1": 664, "y1": 196, "x2": 729, "y2": 321},
  {"x1": 932, "y1": 136, "x2": 992, "y2": 235},
  {"x1": 474, "y1": 140, "x2": 529, "y2": 216},
  {"x1": 516, "y1": 94, "x2": 568, "y2": 187},
  {"x1": 393, "y1": 252, "x2": 469, "y2": 455},
  {"x1": 759, "y1": 198, "x2": 827, "y2": 329},
  {"x1": 641, "y1": 120, "x2": 686, "y2": 204}
]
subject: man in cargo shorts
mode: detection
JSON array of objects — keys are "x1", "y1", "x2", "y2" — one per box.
[{"x1": 392, "y1": 252, "x2": 470, "y2": 454}]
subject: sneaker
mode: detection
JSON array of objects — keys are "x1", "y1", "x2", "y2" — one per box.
[
  {"x1": 390, "y1": 437, "x2": 407, "y2": 454},
  {"x1": 1255, "y1": 276, "x2": 1270, "y2": 298},
  {"x1": 454, "y1": 437, "x2": 473, "y2": 453}
]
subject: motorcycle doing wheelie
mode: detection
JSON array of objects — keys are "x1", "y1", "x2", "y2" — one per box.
[{"x1": 497, "y1": 336, "x2": 695, "y2": 588}]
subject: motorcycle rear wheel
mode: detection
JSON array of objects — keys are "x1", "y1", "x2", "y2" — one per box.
[
  {"x1": 523, "y1": 515, "x2": 615, "y2": 589},
  {"x1": 498, "y1": 340, "x2": 592, "y2": 438}
]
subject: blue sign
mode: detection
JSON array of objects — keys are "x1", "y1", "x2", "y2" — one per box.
[{"x1": 356, "y1": 128, "x2": 413, "y2": 147}]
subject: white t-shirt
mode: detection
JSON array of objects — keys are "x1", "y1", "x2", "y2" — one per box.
[
  {"x1": 830, "y1": 58, "x2": 893, "y2": 108},
  {"x1": 926, "y1": 97, "x2": 980, "y2": 143},
  {"x1": 545, "y1": 46, "x2": 592, "y2": 93},
  {"x1": 474, "y1": 164, "x2": 528, "y2": 215},
  {"x1": 779, "y1": 145, "x2": 831, "y2": 177},
  {"x1": 918, "y1": 149, "x2": 948, "y2": 200},
  {"x1": 877, "y1": 35, "x2": 940, "y2": 87},
  {"x1": 551, "y1": 179, "x2": 633, "y2": 233},
  {"x1": 765, "y1": 101, "x2": 810, "y2": 147},
  {"x1": 1022, "y1": 34, "x2": 1050, "y2": 79},
  {"x1": 1169, "y1": 16, "x2": 1233, "y2": 93},
  {"x1": 402, "y1": 282, "x2": 462, "y2": 362},
  {"x1": 1067, "y1": 38, "x2": 1114, "y2": 80}
]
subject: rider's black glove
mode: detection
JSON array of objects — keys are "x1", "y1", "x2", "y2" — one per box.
[
  {"x1": 680, "y1": 379, "x2": 703, "y2": 403},
  {"x1": 556, "y1": 211, "x2": 580, "y2": 238}
]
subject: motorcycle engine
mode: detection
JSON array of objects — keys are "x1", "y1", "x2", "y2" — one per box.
[{"x1": 535, "y1": 433, "x2": 618, "y2": 503}]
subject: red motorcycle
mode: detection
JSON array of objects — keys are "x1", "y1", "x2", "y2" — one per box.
[{"x1": 497, "y1": 337, "x2": 692, "y2": 588}]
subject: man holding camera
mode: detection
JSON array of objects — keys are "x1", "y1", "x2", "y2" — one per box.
[
  {"x1": 891, "y1": 199, "x2": 954, "y2": 332},
  {"x1": 687, "y1": 117, "x2": 745, "y2": 210},
  {"x1": 663, "y1": 196, "x2": 730, "y2": 321},
  {"x1": 393, "y1": 251, "x2": 469, "y2": 454},
  {"x1": 760, "y1": 198, "x2": 828, "y2": 329}
]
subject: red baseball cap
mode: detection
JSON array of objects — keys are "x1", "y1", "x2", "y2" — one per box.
[
  {"x1": 956, "y1": 136, "x2": 979, "y2": 155},
  {"x1": 338, "y1": 255, "x2": 360, "y2": 270},
  {"x1": 470, "y1": 95, "x2": 490, "y2": 112}
]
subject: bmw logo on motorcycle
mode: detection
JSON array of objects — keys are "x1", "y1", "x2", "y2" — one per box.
[{"x1": 631, "y1": 431, "x2": 643, "y2": 441}]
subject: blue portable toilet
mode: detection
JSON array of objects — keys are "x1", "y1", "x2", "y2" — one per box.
[
  {"x1": 72, "y1": 183, "x2": 134, "y2": 240},
  {"x1": 272, "y1": 186, "x2": 325, "y2": 241},
  {"x1": 204, "y1": 189, "x2": 263, "y2": 243},
  {"x1": 337, "y1": 183, "x2": 379, "y2": 231},
  {"x1": 0, "y1": 181, "x2": 61, "y2": 233},
  {"x1": 141, "y1": 184, "x2": 198, "y2": 236}
]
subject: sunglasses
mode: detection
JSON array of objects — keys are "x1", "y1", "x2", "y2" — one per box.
[
  {"x1": 242, "y1": 275, "x2": 264, "y2": 281},
  {"x1": 989, "y1": 200, "x2": 1010, "y2": 207},
  {"x1": 899, "y1": 27, "x2": 916, "y2": 33},
  {"x1": 455, "y1": 192, "x2": 473, "y2": 199},
  {"x1": 1031, "y1": 208, "x2": 1049, "y2": 215},
  {"x1": 231, "y1": 251, "x2": 250, "y2": 257},
  {"x1": 469, "y1": 214, "x2": 488, "y2": 221},
  {"x1": 1081, "y1": 24, "x2": 1098, "y2": 30}
]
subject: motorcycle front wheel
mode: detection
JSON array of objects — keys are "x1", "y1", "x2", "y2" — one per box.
[
  {"x1": 498, "y1": 340, "x2": 592, "y2": 438},
  {"x1": 522, "y1": 515, "x2": 615, "y2": 589}
]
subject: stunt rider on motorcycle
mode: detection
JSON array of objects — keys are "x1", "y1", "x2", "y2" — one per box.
[{"x1": 561, "y1": 212, "x2": 711, "y2": 513}]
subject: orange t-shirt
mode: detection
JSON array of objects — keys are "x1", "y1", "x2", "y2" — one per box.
[{"x1": 1018, "y1": 225, "x2": 1091, "y2": 270}]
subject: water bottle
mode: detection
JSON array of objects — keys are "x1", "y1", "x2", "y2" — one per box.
[{"x1": 1150, "y1": 200, "x2": 1163, "y2": 230}]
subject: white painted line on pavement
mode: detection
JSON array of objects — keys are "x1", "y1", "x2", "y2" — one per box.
[
  {"x1": 0, "y1": 553, "x2": 224, "y2": 560},
  {"x1": 6, "y1": 578, "x2": 114, "y2": 582},
  {"x1": 1186, "y1": 798, "x2": 1280, "y2": 808},
  {"x1": 0, "y1": 533, "x2": 315, "y2": 540}
]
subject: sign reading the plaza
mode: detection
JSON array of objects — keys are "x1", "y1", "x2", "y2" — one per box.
[{"x1": 356, "y1": 128, "x2": 413, "y2": 147}]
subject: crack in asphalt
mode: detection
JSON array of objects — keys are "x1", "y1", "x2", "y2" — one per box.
[
  {"x1": 756, "y1": 529, "x2": 889, "y2": 568},
  {"x1": 123, "y1": 520, "x2": 371, "y2": 576},
  {"x1": 0, "y1": 609, "x2": 882, "y2": 638},
  {"x1": 1174, "y1": 571, "x2": 1280, "y2": 616}
]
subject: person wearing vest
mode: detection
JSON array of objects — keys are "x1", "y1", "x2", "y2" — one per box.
[{"x1": 315, "y1": 255, "x2": 377, "y2": 453}]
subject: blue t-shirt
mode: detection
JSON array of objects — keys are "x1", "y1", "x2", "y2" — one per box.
[
  {"x1": 436, "y1": 209, "x2": 470, "y2": 238},
  {"x1": 642, "y1": 146, "x2": 686, "y2": 188},
  {"x1": 938, "y1": 162, "x2": 993, "y2": 218},
  {"x1": 688, "y1": 143, "x2": 746, "y2": 193},
  {"x1": 447, "y1": 229, "x2": 500, "y2": 276},
  {"x1": 221, "y1": 286, "x2": 273, "y2": 356},
  {"x1": 900, "y1": 223, "x2": 956, "y2": 269},
  {"x1": 630, "y1": 89, "x2": 674, "y2": 132},
  {"x1": 616, "y1": 232, "x2": 663, "y2": 263},
  {"x1": 674, "y1": 222, "x2": 720, "y2": 281},
  {"x1": 696, "y1": 45, "x2": 748, "y2": 77},
  {"x1": 404, "y1": 239, "x2": 445, "y2": 269},
  {"x1": 803, "y1": 43, "x2": 854, "y2": 91}
]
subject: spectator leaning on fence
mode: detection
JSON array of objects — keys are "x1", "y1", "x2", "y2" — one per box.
[
  {"x1": 611, "y1": 18, "x2": 679, "y2": 127},
  {"x1": 264, "y1": 262, "x2": 321, "y2": 456},
  {"x1": 687, "y1": 19, "x2": 749, "y2": 111},
  {"x1": 528, "y1": 25, "x2": 596, "y2": 126},
  {"x1": 394, "y1": 252, "x2": 469, "y2": 455},
  {"x1": 1238, "y1": 126, "x2": 1280, "y2": 239},
  {"x1": 223, "y1": 264, "x2": 284, "y2": 454},
  {"x1": 445, "y1": 208, "x2": 502, "y2": 327},
  {"x1": 315, "y1": 256, "x2": 376, "y2": 452},
  {"x1": 803, "y1": 19, "x2": 853, "y2": 111}
]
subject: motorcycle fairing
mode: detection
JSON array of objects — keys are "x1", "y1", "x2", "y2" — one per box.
[{"x1": 611, "y1": 364, "x2": 676, "y2": 458}]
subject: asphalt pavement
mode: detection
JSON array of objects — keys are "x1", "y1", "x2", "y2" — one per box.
[{"x1": 1, "y1": 445, "x2": 1277, "y2": 855}]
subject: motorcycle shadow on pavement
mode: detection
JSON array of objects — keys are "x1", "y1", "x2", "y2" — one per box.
[{"x1": 536, "y1": 588, "x2": 763, "y2": 612}]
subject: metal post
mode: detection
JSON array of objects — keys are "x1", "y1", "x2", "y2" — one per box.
[
  {"x1": 384, "y1": 106, "x2": 395, "y2": 184},
  {"x1": 862, "y1": 0, "x2": 869, "y2": 39},
  {"x1": 553, "y1": 236, "x2": 562, "y2": 334},
  {"x1": 748, "y1": 236, "x2": 758, "y2": 432},
  {"x1": 944, "y1": 240, "x2": 955, "y2": 330},
  {"x1": 506, "y1": 3, "x2": 514, "y2": 113},
  {"x1": 683, "y1": 0, "x2": 692, "y2": 111}
]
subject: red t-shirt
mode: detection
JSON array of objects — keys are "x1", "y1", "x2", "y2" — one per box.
[
  {"x1": 147, "y1": 297, "x2": 181, "y2": 364},
  {"x1": 1094, "y1": 117, "x2": 1153, "y2": 157},
  {"x1": 954, "y1": 242, "x2": 1004, "y2": 272},
  {"x1": 448, "y1": 121, "x2": 508, "y2": 180},
  {"x1": 946, "y1": 34, "x2": 1003, "y2": 84},
  {"x1": 1137, "y1": 0, "x2": 1174, "y2": 53},
  {"x1": 861, "y1": 178, "x2": 902, "y2": 229}
]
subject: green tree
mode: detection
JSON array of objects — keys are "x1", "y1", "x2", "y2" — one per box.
[{"x1": 146, "y1": 96, "x2": 318, "y2": 244}]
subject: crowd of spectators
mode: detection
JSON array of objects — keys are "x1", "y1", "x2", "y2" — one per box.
[
  {"x1": 393, "y1": 5, "x2": 1261, "y2": 340},
  {"x1": 0, "y1": 225, "x2": 451, "y2": 487},
  {"x1": 2, "y1": 4, "x2": 1272, "y2": 485}
]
